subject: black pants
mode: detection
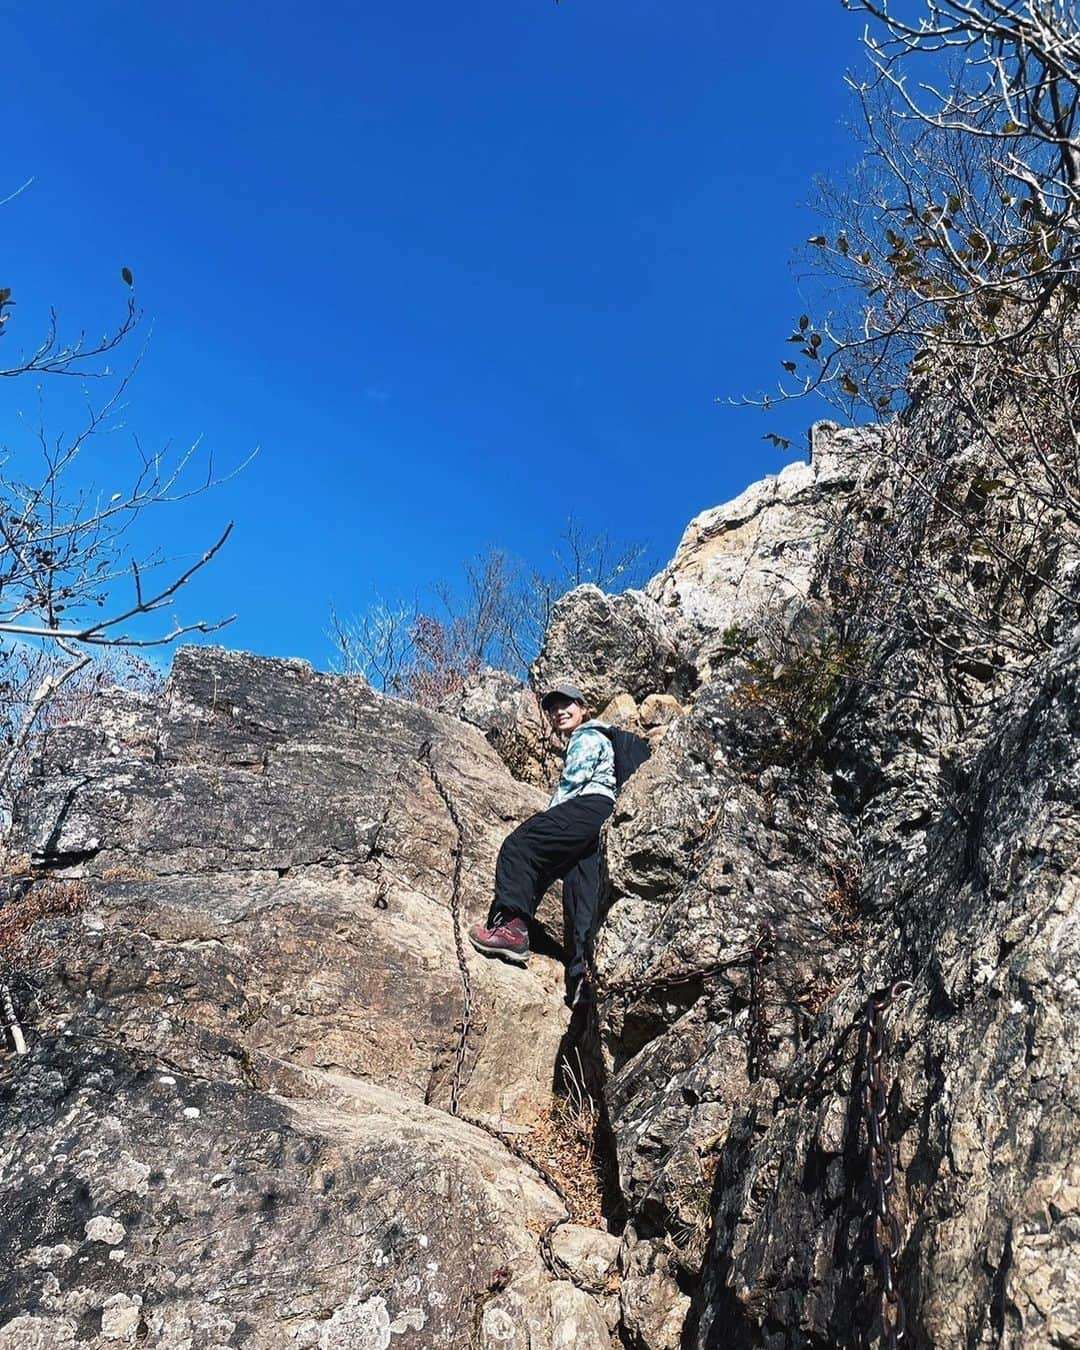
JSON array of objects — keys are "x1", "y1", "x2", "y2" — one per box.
[{"x1": 492, "y1": 794, "x2": 615, "y2": 978}]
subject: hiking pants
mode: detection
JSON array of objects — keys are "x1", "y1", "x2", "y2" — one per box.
[{"x1": 492, "y1": 794, "x2": 615, "y2": 978}]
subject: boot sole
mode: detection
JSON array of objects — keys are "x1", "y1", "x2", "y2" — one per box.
[{"x1": 469, "y1": 935, "x2": 529, "y2": 967}]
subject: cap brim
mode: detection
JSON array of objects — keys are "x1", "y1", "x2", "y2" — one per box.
[{"x1": 541, "y1": 685, "x2": 585, "y2": 710}]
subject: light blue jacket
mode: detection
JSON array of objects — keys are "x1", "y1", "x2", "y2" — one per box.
[{"x1": 549, "y1": 721, "x2": 617, "y2": 808}]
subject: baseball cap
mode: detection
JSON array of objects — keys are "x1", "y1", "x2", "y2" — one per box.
[{"x1": 541, "y1": 683, "x2": 587, "y2": 710}]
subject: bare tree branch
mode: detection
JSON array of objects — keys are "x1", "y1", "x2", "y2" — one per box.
[
  {"x1": 0, "y1": 643, "x2": 90, "y2": 801},
  {"x1": 1, "y1": 265, "x2": 244, "y2": 813},
  {"x1": 329, "y1": 520, "x2": 654, "y2": 704}
]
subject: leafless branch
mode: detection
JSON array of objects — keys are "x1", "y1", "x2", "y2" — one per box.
[
  {"x1": 329, "y1": 520, "x2": 654, "y2": 703},
  {"x1": 1, "y1": 266, "x2": 244, "y2": 813}
]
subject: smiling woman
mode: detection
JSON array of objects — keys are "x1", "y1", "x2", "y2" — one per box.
[{"x1": 468, "y1": 681, "x2": 616, "y2": 1005}]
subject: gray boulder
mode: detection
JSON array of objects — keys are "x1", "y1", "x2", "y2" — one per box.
[
  {"x1": 646, "y1": 423, "x2": 873, "y2": 684},
  {"x1": 441, "y1": 667, "x2": 557, "y2": 790},
  {"x1": 531, "y1": 585, "x2": 682, "y2": 710}
]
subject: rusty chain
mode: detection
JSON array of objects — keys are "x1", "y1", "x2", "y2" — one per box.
[
  {"x1": 417, "y1": 740, "x2": 616, "y2": 1298},
  {"x1": 584, "y1": 922, "x2": 775, "y2": 1090},
  {"x1": 460, "y1": 1110, "x2": 612, "y2": 1297},
  {"x1": 417, "y1": 742, "x2": 615, "y2": 1297},
  {"x1": 745, "y1": 922, "x2": 774, "y2": 1083},
  {"x1": 588, "y1": 948, "x2": 756, "y2": 1006},
  {"x1": 411, "y1": 749, "x2": 912, "y2": 1338},
  {"x1": 857, "y1": 980, "x2": 912, "y2": 1349},
  {"x1": 537, "y1": 1216, "x2": 613, "y2": 1297},
  {"x1": 416, "y1": 741, "x2": 472, "y2": 1117},
  {"x1": 779, "y1": 1017, "x2": 859, "y2": 1107},
  {"x1": 585, "y1": 793, "x2": 780, "y2": 1064},
  {"x1": 460, "y1": 1110, "x2": 570, "y2": 1205},
  {"x1": 591, "y1": 900, "x2": 914, "y2": 1345}
]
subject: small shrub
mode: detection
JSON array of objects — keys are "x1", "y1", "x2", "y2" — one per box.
[
  {"x1": 0, "y1": 851, "x2": 33, "y2": 879},
  {"x1": 0, "y1": 879, "x2": 88, "y2": 965},
  {"x1": 526, "y1": 1051, "x2": 606, "y2": 1228},
  {"x1": 731, "y1": 634, "x2": 865, "y2": 764},
  {"x1": 0, "y1": 876, "x2": 89, "y2": 1048},
  {"x1": 669, "y1": 1150, "x2": 721, "y2": 1259},
  {"x1": 100, "y1": 865, "x2": 155, "y2": 883},
  {"x1": 717, "y1": 623, "x2": 760, "y2": 658}
]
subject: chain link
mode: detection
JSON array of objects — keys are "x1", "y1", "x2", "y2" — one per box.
[
  {"x1": 418, "y1": 742, "x2": 617, "y2": 1298},
  {"x1": 585, "y1": 924, "x2": 774, "y2": 1090},
  {"x1": 538, "y1": 1217, "x2": 613, "y2": 1297},
  {"x1": 745, "y1": 922, "x2": 774, "y2": 1083},
  {"x1": 592, "y1": 950, "x2": 757, "y2": 1006},
  {"x1": 584, "y1": 796, "x2": 739, "y2": 1006},
  {"x1": 461, "y1": 1110, "x2": 612, "y2": 1296},
  {"x1": 416, "y1": 741, "x2": 472, "y2": 1117}
]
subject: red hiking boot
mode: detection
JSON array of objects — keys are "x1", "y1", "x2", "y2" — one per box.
[{"x1": 468, "y1": 912, "x2": 529, "y2": 966}]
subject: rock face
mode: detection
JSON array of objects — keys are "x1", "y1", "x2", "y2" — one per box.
[
  {"x1": 1, "y1": 650, "x2": 614, "y2": 1348},
  {"x1": 529, "y1": 424, "x2": 872, "y2": 708},
  {"x1": 643, "y1": 423, "x2": 870, "y2": 687},
  {"x1": 3, "y1": 421, "x2": 1078, "y2": 1350},
  {"x1": 527, "y1": 424, "x2": 1078, "y2": 1347},
  {"x1": 592, "y1": 630, "x2": 1078, "y2": 1350},
  {"x1": 440, "y1": 668, "x2": 556, "y2": 790},
  {"x1": 531, "y1": 586, "x2": 683, "y2": 711},
  {"x1": 693, "y1": 636, "x2": 1080, "y2": 1349}
]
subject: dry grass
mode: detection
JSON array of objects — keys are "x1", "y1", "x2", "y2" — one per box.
[
  {"x1": 524, "y1": 1052, "x2": 606, "y2": 1228},
  {"x1": 0, "y1": 879, "x2": 89, "y2": 964},
  {"x1": 790, "y1": 859, "x2": 865, "y2": 1017},
  {"x1": 0, "y1": 851, "x2": 34, "y2": 879},
  {"x1": 101, "y1": 865, "x2": 155, "y2": 882},
  {"x1": 823, "y1": 855, "x2": 862, "y2": 925},
  {"x1": 796, "y1": 974, "x2": 844, "y2": 1018}
]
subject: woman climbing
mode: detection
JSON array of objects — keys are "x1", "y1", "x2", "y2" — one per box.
[{"x1": 467, "y1": 682, "x2": 616, "y2": 1005}]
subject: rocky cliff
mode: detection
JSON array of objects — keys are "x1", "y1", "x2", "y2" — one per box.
[
  {"x1": 2, "y1": 420, "x2": 1077, "y2": 1348},
  {"x1": 0, "y1": 653, "x2": 619, "y2": 1348}
]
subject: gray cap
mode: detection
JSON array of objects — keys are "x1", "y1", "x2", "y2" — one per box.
[{"x1": 541, "y1": 683, "x2": 587, "y2": 710}]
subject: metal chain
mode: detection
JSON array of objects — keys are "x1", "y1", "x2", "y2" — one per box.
[
  {"x1": 461, "y1": 1111, "x2": 611, "y2": 1297},
  {"x1": 779, "y1": 1019, "x2": 859, "y2": 1107},
  {"x1": 745, "y1": 922, "x2": 774, "y2": 1083},
  {"x1": 538, "y1": 1217, "x2": 612, "y2": 1297},
  {"x1": 460, "y1": 1111, "x2": 571, "y2": 1205},
  {"x1": 584, "y1": 927, "x2": 774, "y2": 1093},
  {"x1": 416, "y1": 741, "x2": 472, "y2": 1117},
  {"x1": 587, "y1": 946, "x2": 758, "y2": 1008},
  {"x1": 857, "y1": 980, "x2": 912, "y2": 1349},
  {"x1": 418, "y1": 740, "x2": 614, "y2": 1298},
  {"x1": 415, "y1": 742, "x2": 765, "y2": 1297}
]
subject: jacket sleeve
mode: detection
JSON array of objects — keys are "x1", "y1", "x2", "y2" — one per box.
[{"x1": 549, "y1": 727, "x2": 607, "y2": 807}]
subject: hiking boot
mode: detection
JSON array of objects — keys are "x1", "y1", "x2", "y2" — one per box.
[{"x1": 468, "y1": 912, "x2": 529, "y2": 966}]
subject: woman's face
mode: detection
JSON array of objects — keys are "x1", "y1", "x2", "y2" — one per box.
[{"x1": 546, "y1": 696, "x2": 588, "y2": 735}]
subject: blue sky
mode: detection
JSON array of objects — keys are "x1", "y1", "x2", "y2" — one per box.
[{"x1": 4, "y1": 1, "x2": 862, "y2": 669}]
